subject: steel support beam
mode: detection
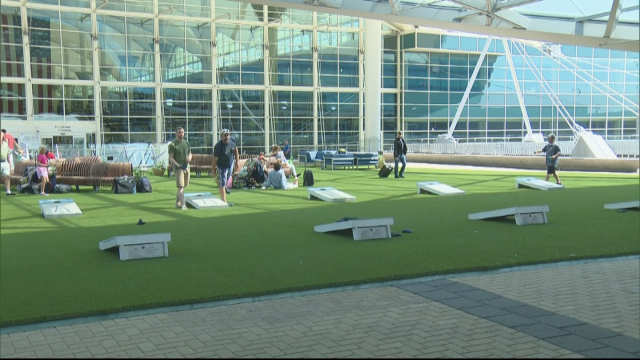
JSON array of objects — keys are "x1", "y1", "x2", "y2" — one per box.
[
  {"x1": 575, "y1": 4, "x2": 638, "y2": 22},
  {"x1": 448, "y1": 36, "x2": 493, "y2": 138},
  {"x1": 235, "y1": 0, "x2": 640, "y2": 51},
  {"x1": 502, "y1": 38, "x2": 532, "y2": 136},
  {"x1": 604, "y1": 0, "x2": 624, "y2": 38}
]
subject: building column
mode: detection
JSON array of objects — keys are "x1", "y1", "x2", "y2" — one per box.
[{"x1": 363, "y1": 19, "x2": 381, "y2": 152}]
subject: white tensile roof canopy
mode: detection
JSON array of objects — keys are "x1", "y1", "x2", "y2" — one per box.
[{"x1": 236, "y1": 0, "x2": 640, "y2": 52}]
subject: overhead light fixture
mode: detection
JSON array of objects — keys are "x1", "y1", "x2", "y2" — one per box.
[
  {"x1": 166, "y1": 98, "x2": 173, "y2": 107},
  {"x1": 226, "y1": 103, "x2": 233, "y2": 109}
]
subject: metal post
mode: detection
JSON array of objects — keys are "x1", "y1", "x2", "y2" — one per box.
[
  {"x1": 364, "y1": 19, "x2": 382, "y2": 152},
  {"x1": 263, "y1": 5, "x2": 270, "y2": 153},
  {"x1": 154, "y1": 0, "x2": 162, "y2": 145},
  {"x1": 448, "y1": 36, "x2": 494, "y2": 138},
  {"x1": 211, "y1": 2, "x2": 218, "y2": 148},
  {"x1": 502, "y1": 38, "x2": 532, "y2": 137},
  {"x1": 312, "y1": 11, "x2": 318, "y2": 151},
  {"x1": 20, "y1": 5, "x2": 33, "y2": 124},
  {"x1": 90, "y1": 0, "x2": 102, "y2": 149}
]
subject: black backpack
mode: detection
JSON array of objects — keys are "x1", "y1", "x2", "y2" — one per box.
[
  {"x1": 253, "y1": 161, "x2": 265, "y2": 184},
  {"x1": 137, "y1": 176, "x2": 152, "y2": 193},
  {"x1": 303, "y1": 169, "x2": 314, "y2": 187}
]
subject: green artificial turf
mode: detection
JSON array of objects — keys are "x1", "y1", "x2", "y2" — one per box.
[{"x1": 1, "y1": 166, "x2": 638, "y2": 327}]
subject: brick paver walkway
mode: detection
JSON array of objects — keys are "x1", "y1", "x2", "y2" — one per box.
[{"x1": 1, "y1": 257, "x2": 638, "y2": 358}]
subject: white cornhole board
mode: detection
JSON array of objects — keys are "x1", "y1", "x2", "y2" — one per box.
[
  {"x1": 417, "y1": 181, "x2": 465, "y2": 196},
  {"x1": 39, "y1": 199, "x2": 82, "y2": 219},
  {"x1": 185, "y1": 192, "x2": 229, "y2": 209},
  {"x1": 308, "y1": 187, "x2": 355, "y2": 202},
  {"x1": 469, "y1": 205, "x2": 550, "y2": 226},
  {"x1": 99, "y1": 233, "x2": 171, "y2": 261},
  {"x1": 604, "y1": 201, "x2": 640, "y2": 210},
  {"x1": 516, "y1": 177, "x2": 565, "y2": 191},
  {"x1": 314, "y1": 217, "x2": 394, "y2": 241}
]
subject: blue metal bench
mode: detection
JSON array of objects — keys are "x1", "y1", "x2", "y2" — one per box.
[{"x1": 323, "y1": 153, "x2": 355, "y2": 170}]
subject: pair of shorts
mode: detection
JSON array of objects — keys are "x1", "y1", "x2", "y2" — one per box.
[
  {"x1": 217, "y1": 167, "x2": 231, "y2": 188},
  {"x1": 174, "y1": 167, "x2": 190, "y2": 188},
  {"x1": 0, "y1": 161, "x2": 9, "y2": 178},
  {"x1": 36, "y1": 166, "x2": 49, "y2": 179},
  {"x1": 547, "y1": 166, "x2": 557, "y2": 175}
]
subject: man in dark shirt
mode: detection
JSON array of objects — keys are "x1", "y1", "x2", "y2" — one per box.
[
  {"x1": 535, "y1": 134, "x2": 562, "y2": 185},
  {"x1": 283, "y1": 140, "x2": 291, "y2": 160},
  {"x1": 212, "y1": 129, "x2": 239, "y2": 204},
  {"x1": 393, "y1": 131, "x2": 408, "y2": 179}
]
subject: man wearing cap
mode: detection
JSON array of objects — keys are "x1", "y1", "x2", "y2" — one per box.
[{"x1": 212, "y1": 129, "x2": 239, "y2": 204}]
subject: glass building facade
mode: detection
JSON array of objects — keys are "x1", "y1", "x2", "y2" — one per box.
[{"x1": 1, "y1": 0, "x2": 638, "y2": 154}]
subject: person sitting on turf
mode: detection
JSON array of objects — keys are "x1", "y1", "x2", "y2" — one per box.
[
  {"x1": 261, "y1": 160, "x2": 298, "y2": 190},
  {"x1": 266, "y1": 145, "x2": 298, "y2": 180},
  {"x1": 534, "y1": 134, "x2": 562, "y2": 185}
]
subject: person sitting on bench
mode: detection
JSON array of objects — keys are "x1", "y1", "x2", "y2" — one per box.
[
  {"x1": 266, "y1": 145, "x2": 298, "y2": 180},
  {"x1": 262, "y1": 160, "x2": 298, "y2": 190}
]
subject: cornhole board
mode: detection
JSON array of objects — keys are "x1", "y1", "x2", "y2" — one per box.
[
  {"x1": 516, "y1": 177, "x2": 565, "y2": 191},
  {"x1": 308, "y1": 187, "x2": 355, "y2": 202},
  {"x1": 185, "y1": 192, "x2": 230, "y2": 209},
  {"x1": 99, "y1": 233, "x2": 171, "y2": 261},
  {"x1": 469, "y1": 205, "x2": 549, "y2": 226},
  {"x1": 604, "y1": 200, "x2": 640, "y2": 210},
  {"x1": 417, "y1": 181, "x2": 465, "y2": 196},
  {"x1": 39, "y1": 199, "x2": 82, "y2": 219},
  {"x1": 314, "y1": 218, "x2": 394, "y2": 241}
]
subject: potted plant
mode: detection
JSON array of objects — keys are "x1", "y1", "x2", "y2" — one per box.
[{"x1": 152, "y1": 160, "x2": 166, "y2": 176}]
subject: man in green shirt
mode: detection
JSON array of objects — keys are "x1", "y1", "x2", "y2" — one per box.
[{"x1": 168, "y1": 127, "x2": 192, "y2": 210}]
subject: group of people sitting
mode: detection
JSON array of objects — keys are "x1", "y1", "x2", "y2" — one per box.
[{"x1": 238, "y1": 145, "x2": 299, "y2": 190}]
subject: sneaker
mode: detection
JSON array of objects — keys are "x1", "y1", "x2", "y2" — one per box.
[
  {"x1": 175, "y1": 203, "x2": 181, "y2": 208},
  {"x1": 181, "y1": 205, "x2": 188, "y2": 210},
  {"x1": 395, "y1": 176, "x2": 399, "y2": 179},
  {"x1": 400, "y1": 175, "x2": 405, "y2": 178},
  {"x1": 6, "y1": 192, "x2": 15, "y2": 196},
  {"x1": 556, "y1": 182, "x2": 562, "y2": 185},
  {"x1": 225, "y1": 187, "x2": 231, "y2": 195},
  {"x1": 40, "y1": 193, "x2": 49, "y2": 197}
]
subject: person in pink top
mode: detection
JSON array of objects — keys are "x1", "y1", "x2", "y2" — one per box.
[{"x1": 36, "y1": 145, "x2": 50, "y2": 196}]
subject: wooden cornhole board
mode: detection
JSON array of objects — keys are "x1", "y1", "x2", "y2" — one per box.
[
  {"x1": 39, "y1": 199, "x2": 82, "y2": 219},
  {"x1": 185, "y1": 192, "x2": 229, "y2": 209},
  {"x1": 469, "y1": 205, "x2": 549, "y2": 226},
  {"x1": 314, "y1": 217, "x2": 394, "y2": 241},
  {"x1": 308, "y1": 187, "x2": 355, "y2": 202},
  {"x1": 516, "y1": 177, "x2": 565, "y2": 191},
  {"x1": 99, "y1": 233, "x2": 171, "y2": 261},
  {"x1": 417, "y1": 181, "x2": 465, "y2": 196},
  {"x1": 604, "y1": 200, "x2": 640, "y2": 210}
]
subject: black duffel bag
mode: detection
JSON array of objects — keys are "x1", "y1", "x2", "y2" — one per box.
[{"x1": 113, "y1": 176, "x2": 136, "y2": 194}]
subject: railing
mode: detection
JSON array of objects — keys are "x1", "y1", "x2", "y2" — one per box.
[{"x1": 402, "y1": 139, "x2": 639, "y2": 158}]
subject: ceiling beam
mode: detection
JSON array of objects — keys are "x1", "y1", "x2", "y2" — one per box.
[
  {"x1": 574, "y1": 4, "x2": 639, "y2": 22},
  {"x1": 604, "y1": 0, "x2": 624, "y2": 38},
  {"x1": 388, "y1": 0, "x2": 401, "y2": 15},
  {"x1": 494, "y1": 0, "x2": 541, "y2": 12},
  {"x1": 234, "y1": 0, "x2": 640, "y2": 51}
]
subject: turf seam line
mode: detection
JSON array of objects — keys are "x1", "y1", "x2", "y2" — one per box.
[{"x1": 1, "y1": 254, "x2": 637, "y2": 335}]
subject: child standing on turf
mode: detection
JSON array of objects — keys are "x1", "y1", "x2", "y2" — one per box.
[{"x1": 534, "y1": 134, "x2": 562, "y2": 185}]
